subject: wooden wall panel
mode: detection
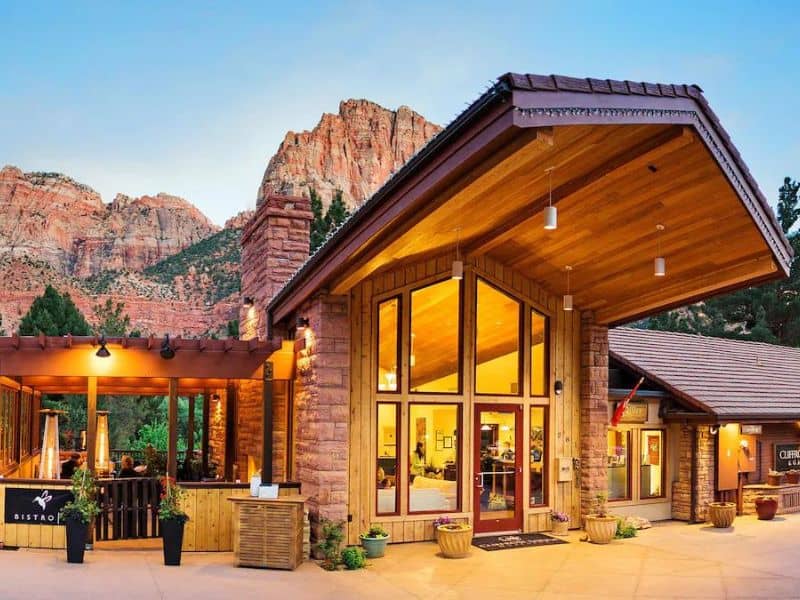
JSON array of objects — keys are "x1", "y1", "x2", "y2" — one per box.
[{"x1": 182, "y1": 487, "x2": 249, "y2": 552}]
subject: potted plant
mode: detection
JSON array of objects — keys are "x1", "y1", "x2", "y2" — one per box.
[
  {"x1": 432, "y1": 515, "x2": 452, "y2": 542},
  {"x1": 768, "y1": 470, "x2": 785, "y2": 486},
  {"x1": 786, "y1": 470, "x2": 800, "y2": 485},
  {"x1": 708, "y1": 501, "x2": 737, "y2": 528},
  {"x1": 359, "y1": 524, "x2": 390, "y2": 558},
  {"x1": 340, "y1": 546, "x2": 367, "y2": 570},
  {"x1": 584, "y1": 493, "x2": 617, "y2": 544},
  {"x1": 436, "y1": 522, "x2": 472, "y2": 558},
  {"x1": 158, "y1": 476, "x2": 189, "y2": 566},
  {"x1": 550, "y1": 510, "x2": 570, "y2": 536},
  {"x1": 755, "y1": 495, "x2": 779, "y2": 520},
  {"x1": 59, "y1": 469, "x2": 100, "y2": 564}
]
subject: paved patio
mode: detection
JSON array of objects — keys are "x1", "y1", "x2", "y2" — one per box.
[{"x1": 3, "y1": 515, "x2": 800, "y2": 599}]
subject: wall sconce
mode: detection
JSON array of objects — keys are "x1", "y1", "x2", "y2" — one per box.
[
  {"x1": 160, "y1": 334, "x2": 176, "y2": 360},
  {"x1": 296, "y1": 316, "x2": 310, "y2": 331},
  {"x1": 211, "y1": 393, "x2": 221, "y2": 403},
  {"x1": 39, "y1": 409, "x2": 64, "y2": 480},
  {"x1": 95, "y1": 411, "x2": 111, "y2": 473},
  {"x1": 95, "y1": 334, "x2": 111, "y2": 358},
  {"x1": 709, "y1": 425, "x2": 719, "y2": 435},
  {"x1": 554, "y1": 380, "x2": 564, "y2": 396},
  {"x1": 243, "y1": 296, "x2": 254, "y2": 307}
]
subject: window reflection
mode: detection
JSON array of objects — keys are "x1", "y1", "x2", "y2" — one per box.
[
  {"x1": 476, "y1": 280, "x2": 521, "y2": 395},
  {"x1": 376, "y1": 403, "x2": 399, "y2": 514},
  {"x1": 410, "y1": 280, "x2": 461, "y2": 393},
  {"x1": 409, "y1": 404, "x2": 460, "y2": 512},
  {"x1": 640, "y1": 429, "x2": 664, "y2": 498},
  {"x1": 531, "y1": 310, "x2": 548, "y2": 396},
  {"x1": 377, "y1": 297, "x2": 400, "y2": 392},
  {"x1": 607, "y1": 430, "x2": 630, "y2": 500}
]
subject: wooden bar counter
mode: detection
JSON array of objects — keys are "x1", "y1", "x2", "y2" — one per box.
[{"x1": 228, "y1": 495, "x2": 307, "y2": 570}]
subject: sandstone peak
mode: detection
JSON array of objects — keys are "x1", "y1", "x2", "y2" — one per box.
[{"x1": 257, "y1": 98, "x2": 441, "y2": 209}]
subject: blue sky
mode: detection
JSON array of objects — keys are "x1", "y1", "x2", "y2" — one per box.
[{"x1": 1, "y1": 2, "x2": 798, "y2": 225}]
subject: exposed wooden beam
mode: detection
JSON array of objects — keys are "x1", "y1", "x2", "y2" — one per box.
[
  {"x1": 199, "y1": 338, "x2": 208, "y2": 352},
  {"x1": 11, "y1": 333, "x2": 19, "y2": 349},
  {"x1": 465, "y1": 126, "x2": 695, "y2": 257},
  {"x1": 65, "y1": 334, "x2": 72, "y2": 349},
  {"x1": 248, "y1": 338, "x2": 259, "y2": 353},
  {"x1": 38, "y1": 332, "x2": 45, "y2": 350},
  {"x1": 224, "y1": 338, "x2": 234, "y2": 352},
  {"x1": 147, "y1": 334, "x2": 155, "y2": 350}
]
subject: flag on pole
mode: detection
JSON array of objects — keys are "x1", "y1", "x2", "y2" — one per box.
[{"x1": 611, "y1": 376, "x2": 645, "y2": 427}]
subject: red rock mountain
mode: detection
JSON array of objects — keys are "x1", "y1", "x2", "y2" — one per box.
[
  {"x1": 0, "y1": 99, "x2": 439, "y2": 336},
  {"x1": 258, "y1": 99, "x2": 441, "y2": 209}
]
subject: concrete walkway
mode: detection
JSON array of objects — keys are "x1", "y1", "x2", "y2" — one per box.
[{"x1": 2, "y1": 515, "x2": 800, "y2": 599}]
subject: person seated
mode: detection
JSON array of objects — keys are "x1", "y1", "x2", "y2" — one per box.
[
  {"x1": 379, "y1": 477, "x2": 392, "y2": 489},
  {"x1": 61, "y1": 453, "x2": 82, "y2": 479},
  {"x1": 118, "y1": 455, "x2": 138, "y2": 478}
]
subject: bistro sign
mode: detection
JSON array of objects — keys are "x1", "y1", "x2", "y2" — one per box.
[
  {"x1": 775, "y1": 443, "x2": 800, "y2": 472},
  {"x1": 3, "y1": 488, "x2": 73, "y2": 525}
]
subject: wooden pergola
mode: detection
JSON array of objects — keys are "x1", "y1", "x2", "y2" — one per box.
[{"x1": 0, "y1": 334, "x2": 284, "y2": 480}]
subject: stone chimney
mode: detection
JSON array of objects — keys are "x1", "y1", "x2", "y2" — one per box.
[{"x1": 240, "y1": 194, "x2": 313, "y2": 340}]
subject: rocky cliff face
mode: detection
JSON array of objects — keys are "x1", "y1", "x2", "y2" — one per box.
[
  {"x1": 258, "y1": 99, "x2": 441, "y2": 209},
  {"x1": 0, "y1": 166, "x2": 217, "y2": 278}
]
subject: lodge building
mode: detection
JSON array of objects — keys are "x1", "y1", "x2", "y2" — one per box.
[{"x1": 0, "y1": 72, "x2": 796, "y2": 551}]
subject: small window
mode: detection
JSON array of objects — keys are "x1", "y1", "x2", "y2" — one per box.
[
  {"x1": 408, "y1": 403, "x2": 460, "y2": 513},
  {"x1": 530, "y1": 407, "x2": 547, "y2": 506},
  {"x1": 475, "y1": 279, "x2": 521, "y2": 395},
  {"x1": 640, "y1": 429, "x2": 665, "y2": 499},
  {"x1": 377, "y1": 297, "x2": 400, "y2": 392},
  {"x1": 376, "y1": 403, "x2": 400, "y2": 515},
  {"x1": 410, "y1": 280, "x2": 461, "y2": 393},
  {"x1": 531, "y1": 310, "x2": 548, "y2": 396},
  {"x1": 607, "y1": 429, "x2": 631, "y2": 501}
]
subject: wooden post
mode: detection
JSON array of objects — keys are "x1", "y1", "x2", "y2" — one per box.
[
  {"x1": 187, "y1": 395, "x2": 195, "y2": 457},
  {"x1": 86, "y1": 376, "x2": 98, "y2": 473},
  {"x1": 262, "y1": 362, "x2": 274, "y2": 485},
  {"x1": 224, "y1": 381, "x2": 237, "y2": 481},
  {"x1": 202, "y1": 390, "x2": 210, "y2": 477},
  {"x1": 167, "y1": 378, "x2": 178, "y2": 479}
]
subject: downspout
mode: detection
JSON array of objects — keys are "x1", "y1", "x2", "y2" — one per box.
[{"x1": 690, "y1": 425, "x2": 698, "y2": 523}]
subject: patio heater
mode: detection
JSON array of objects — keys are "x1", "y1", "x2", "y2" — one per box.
[
  {"x1": 39, "y1": 409, "x2": 64, "y2": 480},
  {"x1": 95, "y1": 410, "x2": 111, "y2": 474}
]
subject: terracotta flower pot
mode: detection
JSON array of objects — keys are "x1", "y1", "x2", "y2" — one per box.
[
  {"x1": 584, "y1": 515, "x2": 617, "y2": 544},
  {"x1": 786, "y1": 472, "x2": 800, "y2": 484},
  {"x1": 768, "y1": 473, "x2": 784, "y2": 486},
  {"x1": 708, "y1": 502, "x2": 736, "y2": 528},
  {"x1": 755, "y1": 497, "x2": 778, "y2": 521},
  {"x1": 436, "y1": 524, "x2": 472, "y2": 558},
  {"x1": 551, "y1": 520, "x2": 569, "y2": 536}
]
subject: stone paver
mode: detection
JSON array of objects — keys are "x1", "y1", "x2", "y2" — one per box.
[{"x1": 2, "y1": 515, "x2": 800, "y2": 599}]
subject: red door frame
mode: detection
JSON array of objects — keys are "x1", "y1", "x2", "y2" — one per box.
[{"x1": 473, "y1": 403, "x2": 523, "y2": 533}]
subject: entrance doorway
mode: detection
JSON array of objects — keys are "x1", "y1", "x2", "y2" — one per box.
[{"x1": 473, "y1": 404, "x2": 522, "y2": 533}]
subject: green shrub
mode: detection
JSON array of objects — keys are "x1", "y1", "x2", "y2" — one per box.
[
  {"x1": 340, "y1": 546, "x2": 367, "y2": 570},
  {"x1": 315, "y1": 518, "x2": 345, "y2": 570},
  {"x1": 615, "y1": 519, "x2": 637, "y2": 539}
]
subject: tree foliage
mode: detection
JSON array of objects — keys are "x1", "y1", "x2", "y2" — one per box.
[
  {"x1": 645, "y1": 176, "x2": 800, "y2": 346},
  {"x1": 19, "y1": 285, "x2": 92, "y2": 335},
  {"x1": 309, "y1": 188, "x2": 351, "y2": 253},
  {"x1": 93, "y1": 298, "x2": 131, "y2": 336}
]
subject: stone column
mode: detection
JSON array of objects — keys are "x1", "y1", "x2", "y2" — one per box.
[
  {"x1": 580, "y1": 311, "x2": 609, "y2": 518},
  {"x1": 694, "y1": 425, "x2": 716, "y2": 522},
  {"x1": 294, "y1": 293, "x2": 350, "y2": 548},
  {"x1": 671, "y1": 425, "x2": 693, "y2": 521}
]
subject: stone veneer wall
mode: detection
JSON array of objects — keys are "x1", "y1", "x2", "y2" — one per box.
[
  {"x1": 208, "y1": 389, "x2": 227, "y2": 477},
  {"x1": 671, "y1": 424, "x2": 716, "y2": 522},
  {"x1": 293, "y1": 293, "x2": 350, "y2": 546},
  {"x1": 235, "y1": 378, "x2": 288, "y2": 483},
  {"x1": 239, "y1": 194, "x2": 312, "y2": 340},
  {"x1": 580, "y1": 311, "x2": 609, "y2": 518},
  {"x1": 671, "y1": 425, "x2": 693, "y2": 521}
]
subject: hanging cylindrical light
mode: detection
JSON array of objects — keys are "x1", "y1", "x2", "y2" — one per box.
[
  {"x1": 451, "y1": 227, "x2": 463, "y2": 280},
  {"x1": 39, "y1": 409, "x2": 63, "y2": 480},
  {"x1": 654, "y1": 224, "x2": 666, "y2": 277},
  {"x1": 95, "y1": 410, "x2": 111, "y2": 473},
  {"x1": 563, "y1": 265, "x2": 573, "y2": 311},
  {"x1": 544, "y1": 167, "x2": 557, "y2": 230}
]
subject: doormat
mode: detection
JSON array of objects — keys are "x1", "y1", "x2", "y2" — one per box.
[{"x1": 472, "y1": 532, "x2": 567, "y2": 551}]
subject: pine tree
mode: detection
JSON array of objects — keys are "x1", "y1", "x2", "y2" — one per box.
[
  {"x1": 92, "y1": 298, "x2": 131, "y2": 336},
  {"x1": 309, "y1": 188, "x2": 328, "y2": 253},
  {"x1": 777, "y1": 177, "x2": 800, "y2": 234},
  {"x1": 19, "y1": 285, "x2": 92, "y2": 336}
]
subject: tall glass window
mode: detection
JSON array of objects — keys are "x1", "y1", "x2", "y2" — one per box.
[
  {"x1": 475, "y1": 279, "x2": 521, "y2": 395},
  {"x1": 607, "y1": 430, "x2": 631, "y2": 501},
  {"x1": 376, "y1": 403, "x2": 399, "y2": 515},
  {"x1": 410, "y1": 280, "x2": 461, "y2": 393},
  {"x1": 408, "y1": 403, "x2": 460, "y2": 513},
  {"x1": 530, "y1": 407, "x2": 547, "y2": 506},
  {"x1": 640, "y1": 429, "x2": 665, "y2": 499},
  {"x1": 531, "y1": 310, "x2": 548, "y2": 396},
  {"x1": 377, "y1": 297, "x2": 400, "y2": 392}
]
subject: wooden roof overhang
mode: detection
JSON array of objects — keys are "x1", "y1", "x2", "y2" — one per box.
[
  {"x1": 0, "y1": 335, "x2": 283, "y2": 395},
  {"x1": 268, "y1": 74, "x2": 792, "y2": 328}
]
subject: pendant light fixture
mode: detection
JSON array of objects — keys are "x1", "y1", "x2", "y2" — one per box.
[
  {"x1": 95, "y1": 333, "x2": 110, "y2": 358},
  {"x1": 451, "y1": 227, "x2": 463, "y2": 280},
  {"x1": 563, "y1": 265, "x2": 573, "y2": 311},
  {"x1": 654, "y1": 224, "x2": 666, "y2": 277},
  {"x1": 544, "y1": 167, "x2": 557, "y2": 230}
]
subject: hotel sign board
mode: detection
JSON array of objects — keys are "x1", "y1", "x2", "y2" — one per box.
[
  {"x1": 615, "y1": 401, "x2": 648, "y2": 424},
  {"x1": 741, "y1": 425, "x2": 762, "y2": 435},
  {"x1": 775, "y1": 443, "x2": 800, "y2": 472},
  {"x1": 3, "y1": 488, "x2": 73, "y2": 525}
]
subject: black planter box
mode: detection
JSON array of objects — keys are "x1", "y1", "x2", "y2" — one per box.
[
  {"x1": 65, "y1": 518, "x2": 87, "y2": 564},
  {"x1": 161, "y1": 519, "x2": 185, "y2": 566}
]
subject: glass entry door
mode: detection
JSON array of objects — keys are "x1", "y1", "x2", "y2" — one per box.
[{"x1": 473, "y1": 404, "x2": 523, "y2": 533}]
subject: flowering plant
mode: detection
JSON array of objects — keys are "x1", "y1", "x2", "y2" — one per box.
[
  {"x1": 432, "y1": 515, "x2": 453, "y2": 528},
  {"x1": 550, "y1": 510, "x2": 570, "y2": 523},
  {"x1": 158, "y1": 476, "x2": 189, "y2": 523}
]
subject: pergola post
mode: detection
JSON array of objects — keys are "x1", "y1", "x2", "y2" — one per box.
[
  {"x1": 224, "y1": 381, "x2": 237, "y2": 481},
  {"x1": 86, "y1": 376, "x2": 97, "y2": 473},
  {"x1": 167, "y1": 378, "x2": 178, "y2": 479},
  {"x1": 261, "y1": 361, "x2": 274, "y2": 485},
  {"x1": 201, "y1": 389, "x2": 210, "y2": 477},
  {"x1": 187, "y1": 395, "x2": 195, "y2": 457}
]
